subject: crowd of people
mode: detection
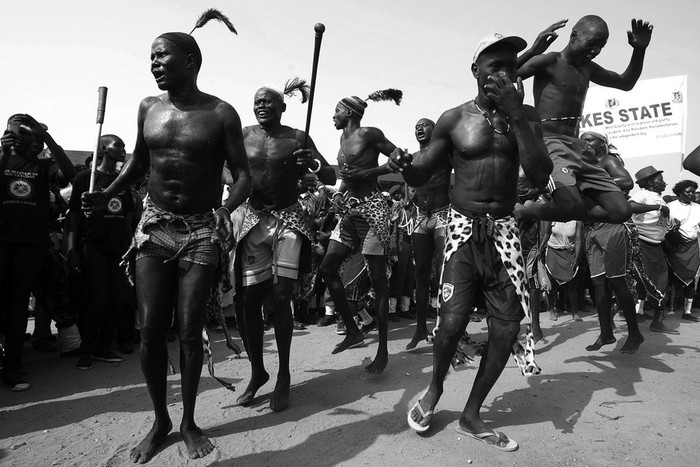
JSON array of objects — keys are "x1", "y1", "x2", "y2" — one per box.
[{"x1": 2, "y1": 9, "x2": 700, "y2": 463}]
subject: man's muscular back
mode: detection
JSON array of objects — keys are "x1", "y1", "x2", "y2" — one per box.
[
  {"x1": 243, "y1": 125, "x2": 304, "y2": 211},
  {"x1": 143, "y1": 93, "x2": 232, "y2": 214}
]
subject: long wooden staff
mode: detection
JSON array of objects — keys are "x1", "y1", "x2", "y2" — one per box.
[
  {"x1": 89, "y1": 86, "x2": 108, "y2": 192},
  {"x1": 303, "y1": 23, "x2": 325, "y2": 148}
]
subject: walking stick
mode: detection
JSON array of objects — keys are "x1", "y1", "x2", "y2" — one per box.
[
  {"x1": 89, "y1": 86, "x2": 108, "y2": 192},
  {"x1": 303, "y1": 23, "x2": 325, "y2": 148}
]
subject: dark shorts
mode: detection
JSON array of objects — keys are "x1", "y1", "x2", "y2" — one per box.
[
  {"x1": 440, "y1": 236, "x2": 525, "y2": 322},
  {"x1": 546, "y1": 134, "x2": 620, "y2": 193},
  {"x1": 586, "y1": 222, "x2": 628, "y2": 278},
  {"x1": 330, "y1": 211, "x2": 384, "y2": 255}
]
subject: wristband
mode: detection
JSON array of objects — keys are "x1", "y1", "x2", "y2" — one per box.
[{"x1": 308, "y1": 158, "x2": 322, "y2": 173}]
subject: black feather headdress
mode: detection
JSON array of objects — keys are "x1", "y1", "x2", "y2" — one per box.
[
  {"x1": 189, "y1": 8, "x2": 238, "y2": 35},
  {"x1": 366, "y1": 88, "x2": 403, "y2": 106},
  {"x1": 283, "y1": 78, "x2": 310, "y2": 103}
]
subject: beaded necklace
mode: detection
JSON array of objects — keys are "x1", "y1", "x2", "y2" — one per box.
[{"x1": 474, "y1": 100, "x2": 510, "y2": 134}]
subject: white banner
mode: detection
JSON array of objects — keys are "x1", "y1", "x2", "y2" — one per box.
[{"x1": 580, "y1": 75, "x2": 687, "y2": 158}]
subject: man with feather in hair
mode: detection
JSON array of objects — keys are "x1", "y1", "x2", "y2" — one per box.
[
  {"x1": 319, "y1": 89, "x2": 402, "y2": 374},
  {"x1": 235, "y1": 79, "x2": 336, "y2": 412},
  {"x1": 82, "y1": 9, "x2": 250, "y2": 463}
]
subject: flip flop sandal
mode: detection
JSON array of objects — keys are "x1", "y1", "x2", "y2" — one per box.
[
  {"x1": 455, "y1": 425, "x2": 518, "y2": 452},
  {"x1": 407, "y1": 396, "x2": 434, "y2": 433}
]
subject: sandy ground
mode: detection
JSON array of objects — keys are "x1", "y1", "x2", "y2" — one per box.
[{"x1": 2, "y1": 306, "x2": 699, "y2": 467}]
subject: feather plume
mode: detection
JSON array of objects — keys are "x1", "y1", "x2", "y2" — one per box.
[
  {"x1": 189, "y1": 8, "x2": 238, "y2": 35},
  {"x1": 366, "y1": 88, "x2": 403, "y2": 105},
  {"x1": 283, "y1": 77, "x2": 310, "y2": 103}
]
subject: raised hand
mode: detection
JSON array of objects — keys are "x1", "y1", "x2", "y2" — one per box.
[
  {"x1": 530, "y1": 19, "x2": 568, "y2": 55},
  {"x1": 628, "y1": 19, "x2": 653, "y2": 49},
  {"x1": 484, "y1": 74, "x2": 524, "y2": 117}
]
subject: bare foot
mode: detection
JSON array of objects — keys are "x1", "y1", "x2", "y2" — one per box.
[
  {"x1": 270, "y1": 375, "x2": 290, "y2": 412},
  {"x1": 406, "y1": 329, "x2": 429, "y2": 350},
  {"x1": 181, "y1": 425, "x2": 215, "y2": 460},
  {"x1": 225, "y1": 337, "x2": 242, "y2": 355},
  {"x1": 619, "y1": 333, "x2": 644, "y2": 354},
  {"x1": 331, "y1": 333, "x2": 364, "y2": 354},
  {"x1": 585, "y1": 335, "x2": 616, "y2": 351},
  {"x1": 130, "y1": 418, "x2": 172, "y2": 464},
  {"x1": 549, "y1": 311, "x2": 558, "y2": 321},
  {"x1": 365, "y1": 351, "x2": 388, "y2": 374},
  {"x1": 236, "y1": 372, "x2": 270, "y2": 406},
  {"x1": 532, "y1": 326, "x2": 544, "y2": 344},
  {"x1": 572, "y1": 313, "x2": 583, "y2": 322}
]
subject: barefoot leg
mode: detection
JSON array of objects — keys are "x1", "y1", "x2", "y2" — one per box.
[
  {"x1": 130, "y1": 419, "x2": 173, "y2": 464},
  {"x1": 181, "y1": 425, "x2": 215, "y2": 460}
]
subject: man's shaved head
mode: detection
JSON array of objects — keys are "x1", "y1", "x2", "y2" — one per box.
[{"x1": 572, "y1": 15, "x2": 609, "y2": 38}]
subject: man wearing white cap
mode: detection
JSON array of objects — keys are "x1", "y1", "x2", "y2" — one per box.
[
  {"x1": 236, "y1": 82, "x2": 335, "y2": 412},
  {"x1": 391, "y1": 33, "x2": 552, "y2": 451}
]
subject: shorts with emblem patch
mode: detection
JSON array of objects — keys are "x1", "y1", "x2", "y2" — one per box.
[
  {"x1": 440, "y1": 235, "x2": 524, "y2": 322},
  {"x1": 546, "y1": 134, "x2": 620, "y2": 193}
]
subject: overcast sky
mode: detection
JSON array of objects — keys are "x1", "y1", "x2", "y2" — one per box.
[{"x1": 3, "y1": 0, "x2": 697, "y2": 186}]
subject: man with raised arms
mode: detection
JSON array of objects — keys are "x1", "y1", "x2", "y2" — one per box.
[
  {"x1": 516, "y1": 16, "x2": 653, "y2": 223},
  {"x1": 391, "y1": 34, "x2": 552, "y2": 451},
  {"x1": 235, "y1": 82, "x2": 335, "y2": 411},
  {"x1": 319, "y1": 90, "x2": 401, "y2": 374},
  {"x1": 83, "y1": 32, "x2": 250, "y2": 463}
]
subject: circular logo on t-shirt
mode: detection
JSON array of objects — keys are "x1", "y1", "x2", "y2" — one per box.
[
  {"x1": 107, "y1": 197, "x2": 123, "y2": 213},
  {"x1": 7, "y1": 179, "x2": 33, "y2": 198}
]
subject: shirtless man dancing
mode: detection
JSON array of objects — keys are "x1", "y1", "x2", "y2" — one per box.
[
  {"x1": 236, "y1": 83, "x2": 335, "y2": 411},
  {"x1": 319, "y1": 91, "x2": 400, "y2": 374},
  {"x1": 405, "y1": 22, "x2": 567, "y2": 351},
  {"x1": 391, "y1": 33, "x2": 552, "y2": 451},
  {"x1": 405, "y1": 118, "x2": 450, "y2": 350},
  {"x1": 83, "y1": 32, "x2": 250, "y2": 463},
  {"x1": 516, "y1": 16, "x2": 653, "y2": 223}
]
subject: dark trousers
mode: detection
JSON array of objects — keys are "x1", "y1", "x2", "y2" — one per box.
[
  {"x1": 0, "y1": 243, "x2": 47, "y2": 371},
  {"x1": 78, "y1": 244, "x2": 128, "y2": 355}
]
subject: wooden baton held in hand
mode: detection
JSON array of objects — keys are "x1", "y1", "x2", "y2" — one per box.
[
  {"x1": 303, "y1": 23, "x2": 325, "y2": 148},
  {"x1": 89, "y1": 86, "x2": 108, "y2": 192}
]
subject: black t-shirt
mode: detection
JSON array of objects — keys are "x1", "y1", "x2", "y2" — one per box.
[
  {"x1": 0, "y1": 152, "x2": 58, "y2": 245},
  {"x1": 69, "y1": 169, "x2": 135, "y2": 255}
]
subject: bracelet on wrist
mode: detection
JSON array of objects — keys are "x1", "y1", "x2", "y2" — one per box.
[{"x1": 308, "y1": 158, "x2": 322, "y2": 173}]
